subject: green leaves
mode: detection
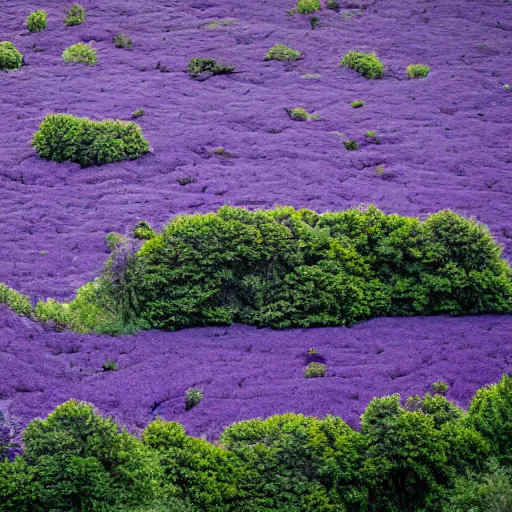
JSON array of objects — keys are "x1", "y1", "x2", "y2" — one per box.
[
  {"x1": 0, "y1": 42, "x2": 23, "y2": 72},
  {"x1": 340, "y1": 51, "x2": 384, "y2": 79},
  {"x1": 62, "y1": 42, "x2": 97, "y2": 66},
  {"x1": 26, "y1": 10, "x2": 47, "y2": 32}
]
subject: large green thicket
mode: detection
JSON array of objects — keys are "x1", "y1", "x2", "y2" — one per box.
[
  {"x1": 77, "y1": 205, "x2": 512, "y2": 332},
  {"x1": 32, "y1": 114, "x2": 151, "y2": 167},
  {"x1": 2, "y1": 376, "x2": 511, "y2": 511}
]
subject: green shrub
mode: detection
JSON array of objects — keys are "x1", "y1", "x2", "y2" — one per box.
[
  {"x1": 431, "y1": 380, "x2": 449, "y2": 395},
  {"x1": 34, "y1": 299, "x2": 69, "y2": 325},
  {"x1": 185, "y1": 389, "x2": 203, "y2": 410},
  {"x1": 133, "y1": 220, "x2": 156, "y2": 240},
  {"x1": 407, "y1": 64, "x2": 430, "y2": 79},
  {"x1": 62, "y1": 42, "x2": 97, "y2": 66},
  {"x1": 305, "y1": 362, "x2": 326, "y2": 378},
  {"x1": 114, "y1": 33, "x2": 132, "y2": 48},
  {"x1": 297, "y1": 0, "x2": 321, "y2": 14},
  {"x1": 0, "y1": 283, "x2": 32, "y2": 315},
  {"x1": 340, "y1": 51, "x2": 384, "y2": 79},
  {"x1": 326, "y1": 0, "x2": 340, "y2": 10},
  {"x1": 132, "y1": 108, "x2": 145, "y2": 119},
  {"x1": 102, "y1": 360, "x2": 119, "y2": 371},
  {"x1": 105, "y1": 232, "x2": 129, "y2": 251},
  {"x1": 344, "y1": 139, "x2": 359, "y2": 150},
  {"x1": 0, "y1": 42, "x2": 23, "y2": 72},
  {"x1": 364, "y1": 130, "x2": 380, "y2": 144},
  {"x1": 64, "y1": 4, "x2": 86, "y2": 26},
  {"x1": 32, "y1": 113, "x2": 151, "y2": 167},
  {"x1": 26, "y1": 10, "x2": 47, "y2": 32},
  {"x1": 264, "y1": 44, "x2": 301, "y2": 61},
  {"x1": 287, "y1": 107, "x2": 309, "y2": 120},
  {"x1": 351, "y1": 99, "x2": 365, "y2": 108},
  {"x1": 187, "y1": 58, "x2": 234, "y2": 77}
]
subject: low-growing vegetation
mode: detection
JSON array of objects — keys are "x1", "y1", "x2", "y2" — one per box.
[
  {"x1": 1, "y1": 376, "x2": 511, "y2": 511},
  {"x1": 64, "y1": 3, "x2": 86, "y2": 26},
  {"x1": 185, "y1": 388, "x2": 203, "y2": 410},
  {"x1": 407, "y1": 64, "x2": 431, "y2": 79},
  {"x1": 0, "y1": 42, "x2": 23, "y2": 72},
  {"x1": 340, "y1": 51, "x2": 384, "y2": 79},
  {"x1": 102, "y1": 359, "x2": 119, "y2": 371},
  {"x1": 133, "y1": 220, "x2": 156, "y2": 240},
  {"x1": 326, "y1": 0, "x2": 340, "y2": 11},
  {"x1": 7, "y1": 205, "x2": 511, "y2": 334},
  {"x1": 132, "y1": 108, "x2": 145, "y2": 119},
  {"x1": 364, "y1": 130, "x2": 381, "y2": 144},
  {"x1": 187, "y1": 58, "x2": 235, "y2": 78},
  {"x1": 113, "y1": 33, "x2": 132, "y2": 48},
  {"x1": 351, "y1": 99, "x2": 365, "y2": 108},
  {"x1": 26, "y1": 10, "x2": 47, "y2": 32},
  {"x1": 296, "y1": 0, "x2": 321, "y2": 14},
  {"x1": 344, "y1": 139, "x2": 360, "y2": 150},
  {"x1": 264, "y1": 44, "x2": 301, "y2": 61},
  {"x1": 32, "y1": 114, "x2": 151, "y2": 167},
  {"x1": 286, "y1": 108, "x2": 321, "y2": 120},
  {"x1": 62, "y1": 42, "x2": 97, "y2": 66},
  {"x1": 305, "y1": 362, "x2": 326, "y2": 378}
]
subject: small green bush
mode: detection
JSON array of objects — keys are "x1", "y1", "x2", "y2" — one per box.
[
  {"x1": 0, "y1": 42, "x2": 23, "y2": 72},
  {"x1": 187, "y1": 58, "x2": 234, "y2": 77},
  {"x1": 431, "y1": 380, "x2": 449, "y2": 395},
  {"x1": 326, "y1": 0, "x2": 340, "y2": 10},
  {"x1": 340, "y1": 51, "x2": 384, "y2": 79},
  {"x1": 64, "y1": 4, "x2": 86, "y2": 26},
  {"x1": 105, "y1": 232, "x2": 128, "y2": 251},
  {"x1": 407, "y1": 64, "x2": 430, "y2": 79},
  {"x1": 26, "y1": 10, "x2": 47, "y2": 32},
  {"x1": 287, "y1": 107, "x2": 309, "y2": 121},
  {"x1": 62, "y1": 42, "x2": 97, "y2": 66},
  {"x1": 264, "y1": 44, "x2": 301, "y2": 61},
  {"x1": 297, "y1": 0, "x2": 321, "y2": 14},
  {"x1": 0, "y1": 283, "x2": 32, "y2": 315},
  {"x1": 33, "y1": 114, "x2": 151, "y2": 167},
  {"x1": 185, "y1": 389, "x2": 203, "y2": 410},
  {"x1": 344, "y1": 139, "x2": 359, "y2": 150},
  {"x1": 305, "y1": 362, "x2": 326, "y2": 378},
  {"x1": 132, "y1": 108, "x2": 145, "y2": 119},
  {"x1": 102, "y1": 360, "x2": 119, "y2": 371},
  {"x1": 34, "y1": 299, "x2": 69, "y2": 325},
  {"x1": 114, "y1": 33, "x2": 132, "y2": 49},
  {"x1": 351, "y1": 99, "x2": 364, "y2": 108},
  {"x1": 133, "y1": 221, "x2": 156, "y2": 240},
  {"x1": 364, "y1": 130, "x2": 380, "y2": 144}
]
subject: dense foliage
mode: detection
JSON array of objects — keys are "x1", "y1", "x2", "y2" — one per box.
[
  {"x1": 26, "y1": 10, "x2": 47, "y2": 33},
  {"x1": 114, "y1": 33, "x2": 132, "y2": 49},
  {"x1": 62, "y1": 42, "x2": 97, "y2": 66},
  {"x1": 32, "y1": 114, "x2": 151, "y2": 167},
  {"x1": 187, "y1": 58, "x2": 235, "y2": 78},
  {"x1": 407, "y1": 64, "x2": 431, "y2": 79},
  {"x1": 0, "y1": 42, "x2": 23, "y2": 72},
  {"x1": 64, "y1": 4, "x2": 86, "y2": 26},
  {"x1": 340, "y1": 51, "x2": 384, "y2": 79},
  {"x1": 264, "y1": 44, "x2": 302, "y2": 61},
  {"x1": 297, "y1": 0, "x2": 321, "y2": 15},
  {"x1": 1, "y1": 376, "x2": 511, "y2": 511}
]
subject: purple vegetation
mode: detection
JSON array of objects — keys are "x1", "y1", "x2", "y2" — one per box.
[{"x1": 1, "y1": 0, "x2": 512, "y2": 436}]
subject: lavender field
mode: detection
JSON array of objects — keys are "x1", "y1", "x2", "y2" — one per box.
[{"x1": 1, "y1": 0, "x2": 512, "y2": 440}]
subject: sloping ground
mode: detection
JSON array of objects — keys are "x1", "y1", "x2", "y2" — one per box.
[
  {"x1": 1, "y1": 0, "x2": 512, "y2": 433},
  {"x1": 1, "y1": 307, "x2": 511, "y2": 438}
]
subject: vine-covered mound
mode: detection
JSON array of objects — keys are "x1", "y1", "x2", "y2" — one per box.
[{"x1": 28, "y1": 205, "x2": 512, "y2": 334}]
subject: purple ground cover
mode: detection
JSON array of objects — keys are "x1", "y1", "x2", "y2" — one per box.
[{"x1": 1, "y1": 0, "x2": 512, "y2": 436}]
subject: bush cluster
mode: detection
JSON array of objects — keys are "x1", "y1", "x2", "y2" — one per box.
[
  {"x1": 2, "y1": 376, "x2": 511, "y2": 511},
  {"x1": 0, "y1": 283, "x2": 31, "y2": 315},
  {"x1": 114, "y1": 33, "x2": 132, "y2": 48},
  {"x1": 407, "y1": 63, "x2": 431, "y2": 78},
  {"x1": 0, "y1": 42, "x2": 23, "y2": 72},
  {"x1": 32, "y1": 113, "x2": 151, "y2": 167},
  {"x1": 64, "y1": 3, "x2": 86, "y2": 26},
  {"x1": 26, "y1": 10, "x2": 47, "y2": 32},
  {"x1": 304, "y1": 362, "x2": 326, "y2": 378},
  {"x1": 264, "y1": 44, "x2": 301, "y2": 61},
  {"x1": 340, "y1": 51, "x2": 384, "y2": 78},
  {"x1": 62, "y1": 42, "x2": 97, "y2": 66},
  {"x1": 187, "y1": 58, "x2": 235, "y2": 77}
]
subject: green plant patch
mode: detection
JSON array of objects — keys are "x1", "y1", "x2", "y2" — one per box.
[
  {"x1": 0, "y1": 42, "x2": 23, "y2": 72},
  {"x1": 26, "y1": 10, "x2": 47, "y2": 32},
  {"x1": 340, "y1": 51, "x2": 384, "y2": 79},
  {"x1": 32, "y1": 114, "x2": 151, "y2": 167},
  {"x1": 297, "y1": 0, "x2": 321, "y2": 14},
  {"x1": 62, "y1": 43, "x2": 97, "y2": 66},
  {"x1": 351, "y1": 99, "x2": 365, "y2": 108},
  {"x1": 407, "y1": 64, "x2": 430, "y2": 79},
  {"x1": 344, "y1": 139, "x2": 359, "y2": 150},
  {"x1": 187, "y1": 58, "x2": 235, "y2": 78},
  {"x1": 305, "y1": 362, "x2": 326, "y2": 378},
  {"x1": 265, "y1": 44, "x2": 301, "y2": 61},
  {"x1": 113, "y1": 33, "x2": 132, "y2": 48},
  {"x1": 64, "y1": 3, "x2": 86, "y2": 26}
]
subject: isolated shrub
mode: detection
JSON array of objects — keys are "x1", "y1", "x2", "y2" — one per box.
[
  {"x1": 340, "y1": 51, "x2": 384, "y2": 79},
  {"x1": 431, "y1": 380, "x2": 449, "y2": 395},
  {"x1": 32, "y1": 113, "x2": 151, "y2": 167},
  {"x1": 105, "y1": 232, "x2": 128, "y2": 251},
  {"x1": 114, "y1": 33, "x2": 132, "y2": 48},
  {"x1": 0, "y1": 283, "x2": 31, "y2": 315},
  {"x1": 64, "y1": 3, "x2": 86, "y2": 26},
  {"x1": 468, "y1": 375, "x2": 512, "y2": 462},
  {"x1": 185, "y1": 389, "x2": 203, "y2": 410},
  {"x1": 26, "y1": 10, "x2": 47, "y2": 32},
  {"x1": 326, "y1": 0, "x2": 340, "y2": 10},
  {"x1": 133, "y1": 220, "x2": 156, "y2": 240},
  {"x1": 132, "y1": 108, "x2": 145, "y2": 119},
  {"x1": 305, "y1": 362, "x2": 326, "y2": 378},
  {"x1": 297, "y1": 0, "x2": 321, "y2": 14},
  {"x1": 62, "y1": 42, "x2": 97, "y2": 66},
  {"x1": 0, "y1": 42, "x2": 23, "y2": 72},
  {"x1": 187, "y1": 58, "x2": 234, "y2": 77},
  {"x1": 102, "y1": 359, "x2": 119, "y2": 371},
  {"x1": 287, "y1": 107, "x2": 309, "y2": 120},
  {"x1": 310, "y1": 16, "x2": 320, "y2": 29},
  {"x1": 407, "y1": 64, "x2": 430, "y2": 79},
  {"x1": 364, "y1": 130, "x2": 380, "y2": 144},
  {"x1": 344, "y1": 139, "x2": 359, "y2": 150},
  {"x1": 264, "y1": 44, "x2": 301, "y2": 61},
  {"x1": 351, "y1": 99, "x2": 364, "y2": 108}
]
